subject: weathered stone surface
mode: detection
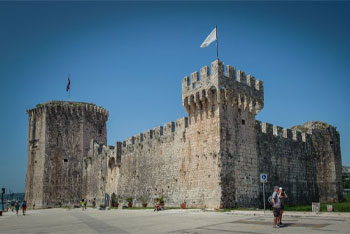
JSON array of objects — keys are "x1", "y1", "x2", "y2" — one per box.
[
  {"x1": 25, "y1": 101, "x2": 108, "y2": 208},
  {"x1": 25, "y1": 61, "x2": 342, "y2": 209}
]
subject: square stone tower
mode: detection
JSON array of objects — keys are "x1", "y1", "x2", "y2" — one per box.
[{"x1": 182, "y1": 60, "x2": 264, "y2": 207}]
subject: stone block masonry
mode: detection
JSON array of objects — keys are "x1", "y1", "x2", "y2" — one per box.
[
  {"x1": 25, "y1": 60, "x2": 343, "y2": 209},
  {"x1": 25, "y1": 101, "x2": 108, "y2": 208}
]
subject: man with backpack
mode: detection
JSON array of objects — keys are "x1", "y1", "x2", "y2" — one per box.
[{"x1": 272, "y1": 186, "x2": 281, "y2": 228}]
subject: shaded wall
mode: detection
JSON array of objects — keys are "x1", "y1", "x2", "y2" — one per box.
[{"x1": 255, "y1": 121, "x2": 318, "y2": 206}]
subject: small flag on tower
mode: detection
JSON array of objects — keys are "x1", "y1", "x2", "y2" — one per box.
[{"x1": 66, "y1": 75, "x2": 70, "y2": 92}]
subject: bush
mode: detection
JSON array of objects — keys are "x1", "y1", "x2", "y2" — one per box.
[
  {"x1": 111, "y1": 193, "x2": 120, "y2": 207},
  {"x1": 126, "y1": 197, "x2": 133, "y2": 203}
]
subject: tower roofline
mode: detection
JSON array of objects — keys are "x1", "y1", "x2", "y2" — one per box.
[
  {"x1": 38, "y1": 100, "x2": 97, "y2": 107},
  {"x1": 26, "y1": 100, "x2": 108, "y2": 119}
]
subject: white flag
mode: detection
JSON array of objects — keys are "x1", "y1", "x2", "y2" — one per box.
[{"x1": 200, "y1": 27, "x2": 217, "y2": 48}]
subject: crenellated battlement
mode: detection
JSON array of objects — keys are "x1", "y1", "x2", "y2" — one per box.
[
  {"x1": 26, "y1": 100, "x2": 109, "y2": 120},
  {"x1": 118, "y1": 117, "x2": 188, "y2": 153},
  {"x1": 182, "y1": 60, "x2": 264, "y2": 116},
  {"x1": 89, "y1": 140, "x2": 114, "y2": 158},
  {"x1": 255, "y1": 120, "x2": 312, "y2": 143}
]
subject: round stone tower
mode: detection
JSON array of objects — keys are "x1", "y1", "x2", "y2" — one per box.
[{"x1": 24, "y1": 101, "x2": 108, "y2": 208}]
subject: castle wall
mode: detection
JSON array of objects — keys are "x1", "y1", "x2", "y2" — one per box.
[
  {"x1": 83, "y1": 142, "x2": 114, "y2": 205},
  {"x1": 255, "y1": 121, "x2": 319, "y2": 206},
  {"x1": 105, "y1": 144, "x2": 119, "y2": 200},
  {"x1": 115, "y1": 123, "x2": 181, "y2": 206},
  {"x1": 114, "y1": 113, "x2": 222, "y2": 208},
  {"x1": 302, "y1": 122, "x2": 343, "y2": 202}
]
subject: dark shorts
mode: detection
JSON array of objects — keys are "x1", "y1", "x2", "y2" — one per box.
[{"x1": 273, "y1": 207, "x2": 280, "y2": 217}]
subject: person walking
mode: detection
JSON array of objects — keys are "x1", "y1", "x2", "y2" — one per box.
[
  {"x1": 14, "y1": 201, "x2": 20, "y2": 216},
  {"x1": 81, "y1": 199, "x2": 85, "y2": 211},
  {"x1": 11, "y1": 200, "x2": 15, "y2": 212},
  {"x1": 279, "y1": 187, "x2": 288, "y2": 226},
  {"x1": 6, "y1": 202, "x2": 9, "y2": 212},
  {"x1": 21, "y1": 200, "x2": 27, "y2": 216},
  {"x1": 272, "y1": 186, "x2": 281, "y2": 228},
  {"x1": 92, "y1": 198, "x2": 96, "y2": 208},
  {"x1": 84, "y1": 200, "x2": 87, "y2": 210}
]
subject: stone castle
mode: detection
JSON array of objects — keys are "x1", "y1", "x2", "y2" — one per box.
[{"x1": 25, "y1": 60, "x2": 343, "y2": 209}]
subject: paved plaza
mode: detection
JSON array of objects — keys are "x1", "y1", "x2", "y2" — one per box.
[{"x1": 1, "y1": 208, "x2": 350, "y2": 234}]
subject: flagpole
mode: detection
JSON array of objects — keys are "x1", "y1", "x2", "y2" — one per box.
[
  {"x1": 216, "y1": 25, "x2": 219, "y2": 60},
  {"x1": 68, "y1": 74, "x2": 71, "y2": 102}
]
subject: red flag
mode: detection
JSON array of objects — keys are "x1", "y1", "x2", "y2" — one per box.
[{"x1": 66, "y1": 75, "x2": 70, "y2": 92}]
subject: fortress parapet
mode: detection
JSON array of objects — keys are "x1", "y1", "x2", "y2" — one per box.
[
  {"x1": 27, "y1": 101, "x2": 109, "y2": 120},
  {"x1": 119, "y1": 117, "x2": 189, "y2": 155},
  {"x1": 182, "y1": 60, "x2": 264, "y2": 116},
  {"x1": 255, "y1": 120, "x2": 312, "y2": 143}
]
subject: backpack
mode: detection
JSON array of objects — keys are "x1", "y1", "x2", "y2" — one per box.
[{"x1": 268, "y1": 195, "x2": 273, "y2": 205}]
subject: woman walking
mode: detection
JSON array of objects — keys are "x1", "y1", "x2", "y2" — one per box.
[{"x1": 14, "y1": 201, "x2": 20, "y2": 216}]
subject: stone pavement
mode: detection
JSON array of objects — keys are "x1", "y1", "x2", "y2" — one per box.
[{"x1": 0, "y1": 208, "x2": 350, "y2": 234}]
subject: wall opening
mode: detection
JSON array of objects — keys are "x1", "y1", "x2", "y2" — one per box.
[
  {"x1": 63, "y1": 159, "x2": 68, "y2": 162},
  {"x1": 108, "y1": 157, "x2": 116, "y2": 169},
  {"x1": 31, "y1": 116, "x2": 36, "y2": 141},
  {"x1": 242, "y1": 119, "x2": 245, "y2": 125}
]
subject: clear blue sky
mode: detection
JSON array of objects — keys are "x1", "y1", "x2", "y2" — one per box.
[{"x1": 0, "y1": 1, "x2": 349, "y2": 193}]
